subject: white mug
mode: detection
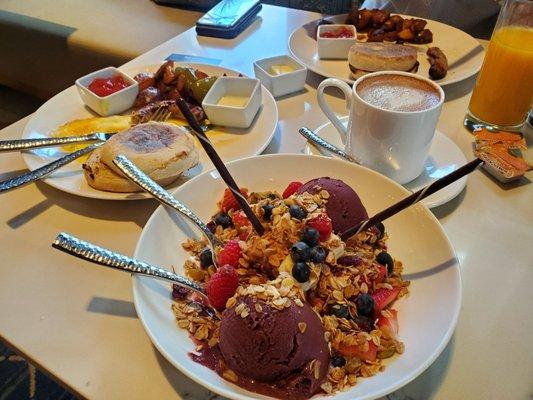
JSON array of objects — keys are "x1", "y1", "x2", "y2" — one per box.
[{"x1": 317, "y1": 71, "x2": 445, "y2": 184}]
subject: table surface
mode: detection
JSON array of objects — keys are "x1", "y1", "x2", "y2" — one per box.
[{"x1": 1, "y1": 4, "x2": 532, "y2": 400}]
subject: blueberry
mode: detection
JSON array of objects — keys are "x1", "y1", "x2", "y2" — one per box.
[
  {"x1": 310, "y1": 246, "x2": 326, "y2": 263},
  {"x1": 199, "y1": 248, "x2": 213, "y2": 268},
  {"x1": 290, "y1": 242, "x2": 311, "y2": 262},
  {"x1": 289, "y1": 204, "x2": 307, "y2": 220},
  {"x1": 214, "y1": 212, "x2": 232, "y2": 228},
  {"x1": 292, "y1": 262, "x2": 311, "y2": 283},
  {"x1": 354, "y1": 315, "x2": 374, "y2": 332},
  {"x1": 329, "y1": 304, "x2": 350, "y2": 319},
  {"x1": 376, "y1": 251, "x2": 394, "y2": 274},
  {"x1": 301, "y1": 227, "x2": 319, "y2": 246},
  {"x1": 331, "y1": 355, "x2": 346, "y2": 367},
  {"x1": 355, "y1": 293, "x2": 375, "y2": 317},
  {"x1": 262, "y1": 204, "x2": 274, "y2": 220},
  {"x1": 375, "y1": 222, "x2": 385, "y2": 239}
]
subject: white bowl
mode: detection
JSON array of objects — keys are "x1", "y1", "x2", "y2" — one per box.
[
  {"x1": 75, "y1": 66, "x2": 138, "y2": 116},
  {"x1": 133, "y1": 154, "x2": 462, "y2": 400},
  {"x1": 317, "y1": 24, "x2": 357, "y2": 59},
  {"x1": 253, "y1": 55, "x2": 307, "y2": 97},
  {"x1": 202, "y1": 77, "x2": 261, "y2": 129}
]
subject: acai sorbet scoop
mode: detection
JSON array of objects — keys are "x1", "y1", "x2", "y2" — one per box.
[
  {"x1": 297, "y1": 177, "x2": 368, "y2": 234},
  {"x1": 219, "y1": 296, "x2": 329, "y2": 399}
]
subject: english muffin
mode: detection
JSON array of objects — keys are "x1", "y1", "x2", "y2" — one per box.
[
  {"x1": 83, "y1": 122, "x2": 199, "y2": 192},
  {"x1": 348, "y1": 42, "x2": 419, "y2": 79}
]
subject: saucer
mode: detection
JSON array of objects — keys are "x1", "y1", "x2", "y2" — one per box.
[{"x1": 304, "y1": 116, "x2": 468, "y2": 208}]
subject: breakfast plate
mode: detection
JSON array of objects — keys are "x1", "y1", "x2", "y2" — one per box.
[
  {"x1": 288, "y1": 14, "x2": 484, "y2": 86},
  {"x1": 21, "y1": 63, "x2": 278, "y2": 200},
  {"x1": 304, "y1": 116, "x2": 468, "y2": 208},
  {"x1": 133, "y1": 154, "x2": 461, "y2": 400}
]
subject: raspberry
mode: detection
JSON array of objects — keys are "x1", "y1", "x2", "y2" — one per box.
[
  {"x1": 219, "y1": 188, "x2": 248, "y2": 212},
  {"x1": 217, "y1": 239, "x2": 242, "y2": 268},
  {"x1": 307, "y1": 214, "x2": 333, "y2": 242},
  {"x1": 206, "y1": 265, "x2": 239, "y2": 310},
  {"x1": 282, "y1": 181, "x2": 303, "y2": 199},
  {"x1": 233, "y1": 211, "x2": 251, "y2": 240},
  {"x1": 232, "y1": 210, "x2": 250, "y2": 229}
]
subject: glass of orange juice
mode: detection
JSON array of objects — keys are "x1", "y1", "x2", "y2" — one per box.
[{"x1": 465, "y1": 0, "x2": 533, "y2": 131}]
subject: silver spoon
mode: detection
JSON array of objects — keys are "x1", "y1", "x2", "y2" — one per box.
[
  {"x1": 112, "y1": 154, "x2": 221, "y2": 268},
  {"x1": 52, "y1": 232, "x2": 207, "y2": 300},
  {"x1": 298, "y1": 127, "x2": 360, "y2": 164}
]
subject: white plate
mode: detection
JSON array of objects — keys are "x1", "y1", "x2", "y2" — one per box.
[
  {"x1": 133, "y1": 154, "x2": 461, "y2": 400},
  {"x1": 21, "y1": 63, "x2": 278, "y2": 200},
  {"x1": 305, "y1": 116, "x2": 468, "y2": 208},
  {"x1": 289, "y1": 14, "x2": 484, "y2": 86}
]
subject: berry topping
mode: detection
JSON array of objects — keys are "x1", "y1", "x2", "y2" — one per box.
[
  {"x1": 338, "y1": 340, "x2": 378, "y2": 362},
  {"x1": 310, "y1": 246, "x2": 326, "y2": 263},
  {"x1": 355, "y1": 293, "x2": 375, "y2": 317},
  {"x1": 290, "y1": 241, "x2": 311, "y2": 262},
  {"x1": 262, "y1": 204, "x2": 274, "y2": 220},
  {"x1": 329, "y1": 304, "x2": 350, "y2": 319},
  {"x1": 331, "y1": 355, "x2": 346, "y2": 367},
  {"x1": 289, "y1": 204, "x2": 308, "y2": 220},
  {"x1": 337, "y1": 255, "x2": 363, "y2": 266},
  {"x1": 307, "y1": 214, "x2": 332, "y2": 241},
  {"x1": 205, "y1": 264, "x2": 239, "y2": 310},
  {"x1": 214, "y1": 212, "x2": 233, "y2": 228},
  {"x1": 372, "y1": 287, "x2": 401, "y2": 316},
  {"x1": 217, "y1": 239, "x2": 242, "y2": 268},
  {"x1": 282, "y1": 181, "x2": 303, "y2": 199},
  {"x1": 219, "y1": 188, "x2": 248, "y2": 212},
  {"x1": 354, "y1": 315, "x2": 374, "y2": 332},
  {"x1": 377, "y1": 309, "x2": 399, "y2": 339},
  {"x1": 199, "y1": 248, "x2": 213, "y2": 268},
  {"x1": 301, "y1": 227, "x2": 320, "y2": 246},
  {"x1": 376, "y1": 251, "x2": 394, "y2": 274},
  {"x1": 292, "y1": 262, "x2": 311, "y2": 283},
  {"x1": 232, "y1": 210, "x2": 251, "y2": 229},
  {"x1": 172, "y1": 284, "x2": 191, "y2": 300}
]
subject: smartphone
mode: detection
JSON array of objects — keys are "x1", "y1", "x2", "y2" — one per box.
[{"x1": 196, "y1": 0, "x2": 262, "y2": 39}]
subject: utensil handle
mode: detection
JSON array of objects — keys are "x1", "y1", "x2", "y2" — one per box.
[
  {"x1": 0, "y1": 143, "x2": 102, "y2": 193},
  {"x1": 0, "y1": 134, "x2": 102, "y2": 152},
  {"x1": 175, "y1": 98, "x2": 265, "y2": 236},
  {"x1": 340, "y1": 158, "x2": 484, "y2": 240},
  {"x1": 112, "y1": 154, "x2": 221, "y2": 248},
  {"x1": 316, "y1": 78, "x2": 352, "y2": 145},
  {"x1": 52, "y1": 232, "x2": 205, "y2": 295},
  {"x1": 299, "y1": 127, "x2": 360, "y2": 164}
]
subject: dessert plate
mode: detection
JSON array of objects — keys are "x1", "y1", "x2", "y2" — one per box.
[
  {"x1": 133, "y1": 154, "x2": 461, "y2": 400},
  {"x1": 304, "y1": 116, "x2": 468, "y2": 208},
  {"x1": 21, "y1": 63, "x2": 278, "y2": 200},
  {"x1": 288, "y1": 14, "x2": 484, "y2": 86}
]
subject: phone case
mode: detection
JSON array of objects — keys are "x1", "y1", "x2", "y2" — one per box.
[{"x1": 196, "y1": 1, "x2": 262, "y2": 39}]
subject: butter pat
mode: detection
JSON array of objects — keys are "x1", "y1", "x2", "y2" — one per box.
[
  {"x1": 269, "y1": 64, "x2": 294, "y2": 76},
  {"x1": 217, "y1": 95, "x2": 248, "y2": 107}
]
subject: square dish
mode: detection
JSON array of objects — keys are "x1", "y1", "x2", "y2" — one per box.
[
  {"x1": 253, "y1": 55, "x2": 307, "y2": 97},
  {"x1": 202, "y1": 77, "x2": 261, "y2": 129},
  {"x1": 75, "y1": 67, "x2": 138, "y2": 116},
  {"x1": 317, "y1": 24, "x2": 357, "y2": 59}
]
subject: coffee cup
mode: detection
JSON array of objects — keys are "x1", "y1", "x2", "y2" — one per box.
[{"x1": 317, "y1": 71, "x2": 444, "y2": 184}]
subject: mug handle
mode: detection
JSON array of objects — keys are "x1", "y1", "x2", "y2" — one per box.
[{"x1": 317, "y1": 78, "x2": 353, "y2": 145}]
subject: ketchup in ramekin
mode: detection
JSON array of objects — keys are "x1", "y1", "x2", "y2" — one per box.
[{"x1": 88, "y1": 74, "x2": 131, "y2": 97}]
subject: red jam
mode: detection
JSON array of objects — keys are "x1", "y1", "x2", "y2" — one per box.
[
  {"x1": 87, "y1": 74, "x2": 131, "y2": 97},
  {"x1": 320, "y1": 27, "x2": 354, "y2": 38}
]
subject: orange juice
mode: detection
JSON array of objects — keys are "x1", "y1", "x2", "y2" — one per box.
[{"x1": 469, "y1": 26, "x2": 533, "y2": 127}]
